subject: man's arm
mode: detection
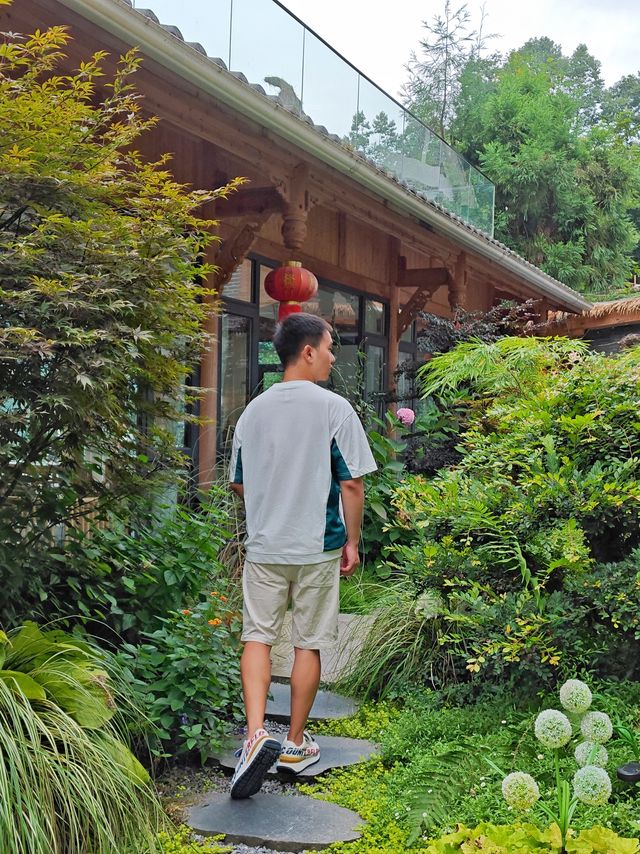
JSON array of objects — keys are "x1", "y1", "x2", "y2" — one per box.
[
  {"x1": 340, "y1": 477, "x2": 364, "y2": 577},
  {"x1": 230, "y1": 483, "x2": 244, "y2": 499}
]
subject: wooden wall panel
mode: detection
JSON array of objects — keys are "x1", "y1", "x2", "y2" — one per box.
[
  {"x1": 344, "y1": 219, "x2": 389, "y2": 284},
  {"x1": 304, "y1": 207, "x2": 340, "y2": 266}
]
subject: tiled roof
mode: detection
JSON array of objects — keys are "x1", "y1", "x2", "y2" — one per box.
[{"x1": 121, "y1": 0, "x2": 587, "y2": 307}]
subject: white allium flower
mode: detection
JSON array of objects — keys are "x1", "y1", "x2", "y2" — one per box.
[
  {"x1": 559, "y1": 679, "x2": 592, "y2": 714},
  {"x1": 502, "y1": 772, "x2": 540, "y2": 811},
  {"x1": 574, "y1": 741, "x2": 608, "y2": 768},
  {"x1": 573, "y1": 765, "x2": 612, "y2": 806},
  {"x1": 534, "y1": 709, "x2": 573, "y2": 749},
  {"x1": 581, "y1": 711, "x2": 613, "y2": 744}
]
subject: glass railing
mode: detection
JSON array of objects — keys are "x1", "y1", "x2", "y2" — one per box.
[{"x1": 132, "y1": 0, "x2": 495, "y2": 235}]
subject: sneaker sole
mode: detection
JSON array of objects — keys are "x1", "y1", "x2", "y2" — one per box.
[
  {"x1": 230, "y1": 738, "x2": 281, "y2": 800},
  {"x1": 276, "y1": 752, "x2": 321, "y2": 775}
]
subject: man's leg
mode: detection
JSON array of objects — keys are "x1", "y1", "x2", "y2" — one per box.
[
  {"x1": 230, "y1": 561, "x2": 290, "y2": 799},
  {"x1": 288, "y1": 647, "x2": 321, "y2": 745},
  {"x1": 241, "y1": 641, "x2": 272, "y2": 739}
]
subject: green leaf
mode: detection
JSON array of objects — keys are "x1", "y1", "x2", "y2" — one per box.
[
  {"x1": 370, "y1": 501, "x2": 388, "y2": 521},
  {"x1": 0, "y1": 670, "x2": 47, "y2": 701},
  {"x1": 96, "y1": 733, "x2": 150, "y2": 787}
]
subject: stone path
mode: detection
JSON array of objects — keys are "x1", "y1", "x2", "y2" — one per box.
[
  {"x1": 187, "y1": 792, "x2": 362, "y2": 852},
  {"x1": 186, "y1": 680, "x2": 373, "y2": 851}
]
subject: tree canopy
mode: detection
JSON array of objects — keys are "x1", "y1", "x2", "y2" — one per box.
[
  {"x1": 404, "y1": 6, "x2": 640, "y2": 295},
  {"x1": 0, "y1": 20, "x2": 239, "y2": 598}
]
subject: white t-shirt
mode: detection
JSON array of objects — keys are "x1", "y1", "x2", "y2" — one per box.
[{"x1": 229, "y1": 380, "x2": 377, "y2": 564}]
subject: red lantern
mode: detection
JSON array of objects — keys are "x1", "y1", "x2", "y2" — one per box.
[{"x1": 264, "y1": 260, "x2": 318, "y2": 321}]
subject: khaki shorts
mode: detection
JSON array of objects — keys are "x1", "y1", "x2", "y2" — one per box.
[{"x1": 241, "y1": 557, "x2": 341, "y2": 649}]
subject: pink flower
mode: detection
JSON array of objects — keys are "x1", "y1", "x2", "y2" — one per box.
[{"x1": 396, "y1": 407, "x2": 415, "y2": 426}]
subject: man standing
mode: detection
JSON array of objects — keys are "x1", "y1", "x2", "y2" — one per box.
[{"x1": 228, "y1": 313, "x2": 376, "y2": 799}]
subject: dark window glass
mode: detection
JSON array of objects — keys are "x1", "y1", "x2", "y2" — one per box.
[
  {"x1": 400, "y1": 321, "x2": 415, "y2": 344},
  {"x1": 365, "y1": 299, "x2": 385, "y2": 335},
  {"x1": 224, "y1": 259, "x2": 252, "y2": 302},
  {"x1": 365, "y1": 344, "x2": 385, "y2": 398},
  {"x1": 219, "y1": 313, "x2": 250, "y2": 450},
  {"x1": 308, "y1": 285, "x2": 359, "y2": 335}
]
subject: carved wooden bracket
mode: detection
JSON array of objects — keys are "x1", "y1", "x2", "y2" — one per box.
[
  {"x1": 212, "y1": 213, "x2": 272, "y2": 294},
  {"x1": 396, "y1": 258, "x2": 450, "y2": 338},
  {"x1": 276, "y1": 162, "x2": 315, "y2": 253}
]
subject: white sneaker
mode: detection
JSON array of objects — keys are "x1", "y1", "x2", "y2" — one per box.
[
  {"x1": 230, "y1": 728, "x2": 281, "y2": 799},
  {"x1": 276, "y1": 731, "x2": 321, "y2": 774}
]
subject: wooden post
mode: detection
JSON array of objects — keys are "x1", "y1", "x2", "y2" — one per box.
[
  {"x1": 387, "y1": 238, "x2": 402, "y2": 399},
  {"x1": 198, "y1": 238, "x2": 222, "y2": 492},
  {"x1": 448, "y1": 251, "x2": 468, "y2": 312}
]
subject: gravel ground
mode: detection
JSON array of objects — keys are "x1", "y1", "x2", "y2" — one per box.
[{"x1": 157, "y1": 722, "x2": 308, "y2": 854}]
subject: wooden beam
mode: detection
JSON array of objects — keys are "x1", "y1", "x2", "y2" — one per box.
[
  {"x1": 397, "y1": 266, "x2": 450, "y2": 290},
  {"x1": 211, "y1": 186, "x2": 283, "y2": 218},
  {"x1": 399, "y1": 283, "x2": 446, "y2": 337},
  {"x1": 249, "y1": 233, "x2": 389, "y2": 299},
  {"x1": 280, "y1": 162, "x2": 313, "y2": 252}
]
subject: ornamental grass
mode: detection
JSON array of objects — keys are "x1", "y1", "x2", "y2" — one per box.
[{"x1": 0, "y1": 625, "x2": 164, "y2": 853}]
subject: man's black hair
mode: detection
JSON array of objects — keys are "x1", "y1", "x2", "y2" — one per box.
[{"x1": 273, "y1": 312, "x2": 332, "y2": 368}]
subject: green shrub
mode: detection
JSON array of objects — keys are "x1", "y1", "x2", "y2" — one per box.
[
  {"x1": 0, "y1": 13, "x2": 239, "y2": 628},
  {"x1": 362, "y1": 415, "x2": 409, "y2": 569},
  {"x1": 0, "y1": 623, "x2": 163, "y2": 853},
  {"x1": 117, "y1": 592, "x2": 244, "y2": 761},
  {"x1": 43, "y1": 486, "x2": 236, "y2": 642},
  {"x1": 360, "y1": 339, "x2": 640, "y2": 693}
]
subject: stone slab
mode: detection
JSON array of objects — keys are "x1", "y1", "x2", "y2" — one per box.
[
  {"x1": 187, "y1": 792, "x2": 362, "y2": 852},
  {"x1": 266, "y1": 681, "x2": 359, "y2": 722},
  {"x1": 215, "y1": 735, "x2": 379, "y2": 778},
  {"x1": 271, "y1": 612, "x2": 376, "y2": 682}
]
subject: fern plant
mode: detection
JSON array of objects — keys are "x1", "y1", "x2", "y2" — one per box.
[
  {"x1": 418, "y1": 336, "x2": 589, "y2": 400},
  {"x1": 406, "y1": 741, "x2": 509, "y2": 844}
]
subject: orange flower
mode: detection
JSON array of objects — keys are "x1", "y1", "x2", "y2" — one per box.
[
  {"x1": 208, "y1": 618, "x2": 222, "y2": 626},
  {"x1": 181, "y1": 609, "x2": 191, "y2": 616},
  {"x1": 220, "y1": 595, "x2": 228, "y2": 603},
  {"x1": 210, "y1": 591, "x2": 219, "y2": 597}
]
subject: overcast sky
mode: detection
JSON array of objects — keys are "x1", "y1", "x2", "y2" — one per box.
[{"x1": 280, "y1": 0, "x2": 639, "y2": 96}]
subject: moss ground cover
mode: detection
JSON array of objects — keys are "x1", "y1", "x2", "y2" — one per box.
[{"x1": 305, "y1": 683, "x2": 640, "y2": 852}]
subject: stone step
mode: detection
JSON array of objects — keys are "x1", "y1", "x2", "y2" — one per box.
[
  {"x1": 271, "y1": 612, "x2": 376, "y2": 682},
  {"x1": 187, "y1": 792, "x2": 362, "y2": 852},
  {"x1": 266, "y1": 681, "x2": 359, "y2": 722},
  {"x1": 215, "y1": 734, "x2": 379, "y2": 778}
]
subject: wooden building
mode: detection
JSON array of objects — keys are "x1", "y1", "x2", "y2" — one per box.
[{"x1": 12, "y1": 0, "x2": 591, "y2": 488}]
